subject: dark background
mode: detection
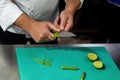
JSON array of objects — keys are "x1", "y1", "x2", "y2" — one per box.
[
  {"x1": 59, "y1": 0, "x2": 120, "y2": 43},
  {"x1": 59, "y1": 0, "x2": 101, "y2": 31}
]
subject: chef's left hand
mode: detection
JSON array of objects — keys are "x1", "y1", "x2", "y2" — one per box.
[{"x1": 54, "y1": 10, "x2": 74, "y2": 32}]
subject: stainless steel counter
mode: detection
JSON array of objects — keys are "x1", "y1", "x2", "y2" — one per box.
[{"x1": 0, "y1": 44, "x2": 120, "y2": 80}]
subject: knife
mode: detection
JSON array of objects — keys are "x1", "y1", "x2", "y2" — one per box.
[
  {"x1": 53, "y1": 31, "x2": 77, "y2": 39},
  {"x1": 39, "y1": 31, "x2": 77, "y2": 43}
]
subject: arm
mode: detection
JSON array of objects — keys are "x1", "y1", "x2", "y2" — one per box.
[
  {"x1": 54, "y1": 0, "x2": 84, "y2": 31},
  {"x1": 0, "y1": 0, "x2": 60, "y2": 42},
  {"x1": 0, "y1": 0, "x2": 23, "y2": 31},
  {"x1": 14, "y1": 13, "x2": 60, "y2": 42},
  {"x1": 65, "y1": 0, "x2": 81, "y2": 16}
]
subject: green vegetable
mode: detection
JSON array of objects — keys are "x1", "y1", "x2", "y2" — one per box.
[
  {"x1": 53, "y1": 32, "x2": 59, "y2": 39},
  {"x1": 33, "y1": 56, "x2": 53, "y2": 67},
  {"x1": 80, "y1": 72, "x2": 86, "y2": 80},
  {"x1": 60, "y1": 65, "x2": 79, "y2": 70}
]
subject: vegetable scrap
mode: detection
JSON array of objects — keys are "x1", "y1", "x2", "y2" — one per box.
[
  {"x1": 33, "y1": 56, "x2": 53, "y2": 67},
  {"x1": 53, "y1": 31, "x2": 59, "y2": 39}
]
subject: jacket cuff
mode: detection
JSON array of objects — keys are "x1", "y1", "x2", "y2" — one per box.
[
  {"x1": 0, "y1": 3, "x2": 23, "y2": 31},
  {"x1": 64, "y1": 0, "x2": 84, "y2": 9}
]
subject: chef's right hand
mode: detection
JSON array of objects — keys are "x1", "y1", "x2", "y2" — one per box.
[
  {"x1": 14, "y1": 13, "x2": 60, "y2": 43},
  {"x1": 28, "y1": 21, "x2": 60, "y2": 43}
]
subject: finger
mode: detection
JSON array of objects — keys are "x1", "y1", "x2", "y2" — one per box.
[
  {"x1": 33, "y1": 33, "x2": 43, "y2": 43},
  {"x1": 47, "y1": 32, "x2": 54, "y2": 41},
  {"x1": 64, "y1": 20, "x2": 73, "y2": 31},
  {"x1": 37, "y1": 34, "x2": 45, "y2": 43},
  {"x1": 44, "y1": 37, "x2": 51, "y2": 42},
  {"x1": 65, "y1": 22, "x2": 73, "y2": 31},
  {"x1": 38, "y1": 32, "x2": 54, "y2": 43},
  {"x1": 48, "y1": 22, "x2": 60, "y2": 32},
  {"x1": 54, "y1": 17, "x2": 61, "y2": 31},
  {"x1": 57, "y1": 38, "x2": 60, "y2": 42},
  {"x1": 60, "y1": 16, "x2": 67, "y2": 31},
  {"x1": 54, "y1": 16, "x2": 60, "y2": 26}
]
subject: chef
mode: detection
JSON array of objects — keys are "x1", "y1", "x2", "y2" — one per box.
[{"x1": 0, "y1": 0, "x2": 84, "y2": 44}]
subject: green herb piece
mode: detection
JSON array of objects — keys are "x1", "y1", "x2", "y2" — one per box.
[
  {"x1": 53, "y1": 32, "x2": 59, "y2": 39},
  {"x1": 33, "y1": 56, "x2": 53, "y2": 67}
]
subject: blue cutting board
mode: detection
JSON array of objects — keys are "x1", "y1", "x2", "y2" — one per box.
[{"x1": 16, "y1": 47, "x2": 120, "y2": 80}]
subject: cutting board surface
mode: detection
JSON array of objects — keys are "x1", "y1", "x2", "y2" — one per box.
[{"x1": 16, "y1": 47, "x2": 120, "y2": 80}]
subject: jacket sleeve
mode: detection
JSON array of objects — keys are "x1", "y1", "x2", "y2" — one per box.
[
  {"x1": 64, "y1": 0, "x2": 84, "y2": 9},
  {"x1": 0, "y1": 0, "x2": 23, "y2": 31}
]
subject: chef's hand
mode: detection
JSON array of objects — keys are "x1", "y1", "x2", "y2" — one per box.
[
  {"x1": 15, "y1": 13, "x2": 60, "y2": 43},
  {"x1": 54, "y1": 10, "x2": 74, "y2": 32},
  {"x1": 29, "y1": 21, "x2": 60, "y2": 43},
  {"x1": 54, "y1": 0, "x2": 81, "y2": 31}
]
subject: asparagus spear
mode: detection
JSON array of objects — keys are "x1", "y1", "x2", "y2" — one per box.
[{"x1": 80, "y1": 72, "x2": 86, "y2": 80}]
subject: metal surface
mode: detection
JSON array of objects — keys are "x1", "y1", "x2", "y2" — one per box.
[
  {"x1": 0, "y1": 44, "x2": 120, "y2": 80},
  {"x1": 59, "y1": 31, "x2": 76, "y2": 37},
  {"x1": 0, "y1": 45, "x2": 19, "y2": 80}
]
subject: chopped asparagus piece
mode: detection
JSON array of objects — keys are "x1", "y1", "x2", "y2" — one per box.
[
  {"x1": 60, "y1": 65, "x2": 79, "y2": 70},
  {"x1": 80, "y1": 72, "x2": 86, "y2": 80}
]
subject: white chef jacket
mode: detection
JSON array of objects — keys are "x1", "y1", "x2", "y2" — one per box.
[{"x1": 0, "y1": 0, "x2": 84, "y2": 38}]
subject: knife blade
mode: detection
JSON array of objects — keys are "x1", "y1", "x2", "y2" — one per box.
[
  {"x1": 54, "y1": 31, "x2": 77, "y2": 38},
  {"x1": 39, "y1": 31, "x2": 76, "y2": 43}
]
